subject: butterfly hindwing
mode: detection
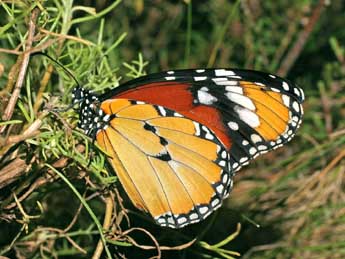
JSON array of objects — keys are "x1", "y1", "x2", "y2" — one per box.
[{"x1": 95, "y1": 98, "x2": 233, "y2": 228}]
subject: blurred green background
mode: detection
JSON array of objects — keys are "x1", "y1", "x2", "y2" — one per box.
[{"x1": 1, "y1": 0, "x2": 345, "y2": 258}]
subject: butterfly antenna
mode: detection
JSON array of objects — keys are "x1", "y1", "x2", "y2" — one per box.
[
  {"x1": 31, "y1": 52, "x2": 80, "y2": 89},
  {"x1": 31, "y1": 52, "x2": 82, "y2": 113}
]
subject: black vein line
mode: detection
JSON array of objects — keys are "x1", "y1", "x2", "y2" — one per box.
[
  {"x1": 146, "y1": 157, "x2": 178, "y2": 226},
  {"x1": 107, "y1": 118, "x2": 227, "y2": 200},
  {"x1": 165, "y1": 160, "x2": 203, "y2": 221}
]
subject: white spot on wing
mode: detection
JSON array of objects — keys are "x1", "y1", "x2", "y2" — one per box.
[
  {"x1": 190, "y1": 213, "x2": 198, "y2": 220},
  {"x1": 225, "y1": 81, "x2": 238, "y2": 86},
  {"x1": 193, "y1": 121, "x2": 201, "y2": 136},
  {"x1": 202, "y1": 125, "x2": 214, "y2": 140},
  {"x1": 225, "y1": 86, "x2": 243, "y2": 94},
  {"x1": 292, "y1": 101, "x2": 300, "y2": 112},
  {"x1": 167, "y1": 216, "x2": 175, "y2": 225},
  {"x1": 228, "y1": 121, "x2": 239, "y2": 131},
  {"x1": 157, "y1": 218, "x2": 166, "y2": 224},
  {"x1": 194, "y1": 76, "x2": 207, "y2": 81},
  {"x1": 258, "y1": 145, "x2": 268, "y2": 151},
  {"x1": 212, "y1": 77, "x2": 228, "y2": 82},
  {"x1": 229, "y1": 75, "x2": 242, "y2": 79},
  {"x1": 226, "y1": 93, "x2": 256, "y2": 110},
  {"x1": 206, "y1": 133, "x2": 214, "y2": 140},
  {"x1": 197, "y1": 90, "x2": 218, "y2": 105},
  {"x1": 196, "y1": 69, "x2": 205, "y2": 73},
  {"x1": 294, "y1": 87, "x2": 301, "y2": 97},
  {"x1": 234, "y1": 106, "x2": 260, "y2": 128},
  {"x1": 219, "y1": 160, "x2": 226, "y2": 167},
  {"x1": 292, "y1": 116, "x2": 299, "y2": 122},
  {"x1": 240, "y1": 157, "x2": 248, "y2": 163},
  {"x1": 213, "y1": 80, "x2": 230, "y2": 86},
  {"x1": 158, "y1": 106, "x2": 166, "y2": 116},
  {"x1": 103, "y1": 114, "x2": 110, "y2": 121},
  {"x1": 165, "y1": 76, "x2": 176, "y2": 80},
  {"x1": 249, "y1": 147, "x2": 257, "y2": 155},
  {"x1": 199, "y1": 206, "x2": 209, "y2": 214},
  {"x1": 177, "y1": 217, "x2": 187, "y2": 224},
  {"x1": 215, "y1": 69, "x2": 235, "y2": 76},
  {"x1": 255, "y1": 82, "x2": 265, "y2": 87},
  {"x1": 211, "y1": 199, "x2": 220, "y2": 208},
  {"x1": 222, "y1": 173, "x2": 228, "y2": 183},
  {"x1": 282, "y1": 95, "x2": 290, "y2": 107},
  {"x1": 216, "y1": 185, "x2": 224, "y2": 194},
  {"x1": 251, "y1": 134, "x2": 262, "y2": 143},
  {"x1": 282, "y1": 81, "x2": 289, "y2": 91}
]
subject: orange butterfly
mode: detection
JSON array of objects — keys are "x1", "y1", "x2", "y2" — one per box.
[{"x1": 72, "y1": 69, "x2": 304, "y2": 228}]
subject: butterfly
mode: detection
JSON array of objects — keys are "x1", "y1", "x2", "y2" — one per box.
[{"x1": 72, "y1": 68, "x2": 304, "y2": 228}]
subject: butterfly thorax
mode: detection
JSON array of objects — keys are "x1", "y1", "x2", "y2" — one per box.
[{"x1": 72, "y1": 87, "x2": 112, "y2": 139}]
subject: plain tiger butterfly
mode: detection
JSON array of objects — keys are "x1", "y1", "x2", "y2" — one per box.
[{"x1": 72, "y1": 68, "x2": 304, "y2": 228}]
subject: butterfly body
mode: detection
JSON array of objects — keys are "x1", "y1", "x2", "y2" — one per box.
[{"x1": 72, "y1": 68, "x2": 304, "y2": 228}]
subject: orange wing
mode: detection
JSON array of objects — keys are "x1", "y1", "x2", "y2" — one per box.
[
  {"x1": 95, "y1": 99, "x2": 232, "y2": 228},
  {"x1": 72, "y1": 68, "x2": 305, "y2": 229},
  {"x1": 108, "y1": 69, "x2": 304, "y2": 173}
]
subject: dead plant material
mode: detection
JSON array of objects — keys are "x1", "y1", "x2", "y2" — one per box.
[
  {"x1": 0, "y1": 158, "x2": 29, "y2": 189},
  {"x1": 277, "y1": 0, "x2": 328, "y2": 76},
  {"x1": 33, "y1": 64, "x2": 54, "y2": 114},
  {"x1": 39, "y1": 28, "x2": 95, "y2": 46},
  {"x1": 1, "y1": 8, "x2": 40, "y2": 124},
  {"x1": 92, "y1": 195, "x2": 115, "y2": 259}
]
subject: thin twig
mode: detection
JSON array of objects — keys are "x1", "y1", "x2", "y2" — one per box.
[
  {"x1": 33, "y1": 65, "x2": 54, "y2": 114},
  {"x1": 122, "y1": 227, "x2": 161, "y2": 259},
  {"x1": 92, "y1": 195, "x2": 114, "y2": 259},
  {"x1": 286, "y1": 148, "x2": 345, "y2": 205},
  {"x1": 122, "y1": 227, "x2": 196, "y2": 254},
  {"x1": 0, "y1": 48, "x2": 22, "y2": 55},
  {"x1": 0, "y1": 158, "x2": 29, "y2": 189},
  {"x1": 4, "y1": 173, "x2": 56, "y2": 210},
  {"x1": 207, "y1": 0, "x2": 241, "y2": 67},
  {"x1": 0, "y1": 119, "x2": 42, "y2": 147},
  {"x1": 64, "y1": 202, "x2": 84, "y2": 233},
  {"x1": 330, "y1": 128, "x2": 345, "y2": 139},
  {"x1": 34, "y1": 227, "x2": 87, "y2": 254},
  {"x1": 0, "y1": 58, "x2": 21, "y2": 97},
  {"x1": 39, "y1": 28, "x2": 95, "y2": 46},
  {"x1": 1, "y1": 8, "x2": 40, "y2": 130},
  {"x1": 277, "y1": 0, "x2": 328, "y2": 76}
]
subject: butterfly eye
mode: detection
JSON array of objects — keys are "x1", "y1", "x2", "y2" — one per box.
[{"x1": 72, "y1": 86, "x2": 87, "y2": 104}]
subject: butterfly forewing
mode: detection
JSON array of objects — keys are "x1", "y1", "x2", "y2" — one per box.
[{"x1": 102, "y1": 69, "x2": 304, "y2": 172}]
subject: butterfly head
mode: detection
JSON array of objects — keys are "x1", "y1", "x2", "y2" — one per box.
[
  {"x1": 72, "y1": 86, "x2": 88, "y2": 105},
  {"x1": 71, "y1": 87, "x2": 110, "y2": 138}
]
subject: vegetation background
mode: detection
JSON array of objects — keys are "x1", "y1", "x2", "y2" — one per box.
[{"x1": 0, "y1": 0, "x2": 345, "y2": 258}]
